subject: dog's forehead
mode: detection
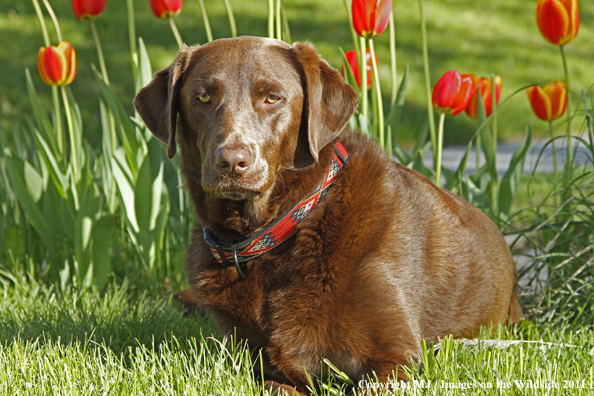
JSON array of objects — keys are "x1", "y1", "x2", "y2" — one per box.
[{"x1": 185, "y1": 37, "x2": 299, "y2": 83}]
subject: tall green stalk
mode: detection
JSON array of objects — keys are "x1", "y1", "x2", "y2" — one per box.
[
  {"x1": 435, "y1": 113, "x2": 445, "y2": 188},
  {"x1": 560, "y1": 45, "x2": 573, "y2": 168},
  {"x1": 276, "y1": 0, "x2": 282, "y2": 40},
  {"x1": 389, "y1": 9, "x2": 397, "y2": 106},
  {"x1": 368, "y1": 39, "x2": 384, "y2": 148},
  {"x1": 417, "y1": 0, "x2": 436, "y2": 168},
  {"x1": 198, "y1": 0, "x2": 213, "y2": 43},
  {"x1": 268, "y1": 0, "x2": 274, "y2": 38},
  {"x1": 169, "y1": 18, "x2": 184, "y2": 47},
  {"x1": 222, "y1": 0, "x2": 237, "y2": 38},
  {"x1": 127, "y1": 0, "x2": 138, "y2": 78},
  {"x1": 90, "y1": 20, "x2": 110, "y2": 85},
  {"x1": 359, "y1": 37, "x2": 368, "y2": 120},
  {"x1": 60, "y1": 87, "x2": 79, "y2": 183}
]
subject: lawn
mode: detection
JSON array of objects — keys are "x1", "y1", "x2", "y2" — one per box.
[
  {"x1": 1, "y1": 0, "x2": 593, "y2": 147},
  {"x1": 1, "y1": 276, "x2": 594, "y2": 395}
]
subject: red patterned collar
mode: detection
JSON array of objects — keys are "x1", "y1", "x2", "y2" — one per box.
[{"x1": 203, "y1": 141, "x2": 349, "y2": 278}]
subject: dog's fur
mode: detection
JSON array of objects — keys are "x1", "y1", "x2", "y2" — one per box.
[{"x1": 134, "y1": 36, "x2": 523, "y2": 394}]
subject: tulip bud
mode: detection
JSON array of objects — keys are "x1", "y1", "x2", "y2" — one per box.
[
  {"x1": 37, "y1": 42, "x2": 77, "y2": 87},
  {"x1": 149, "y1": 0, "x2": 183, "y2": 19},
  {"x1": 72, "y1": 0, "x2": 106, "y2": 20},
  {"x1": 352, "y1": 0, "x2": 392, "y2": 39},
  {"x1": 465, "y1": 75, "x2": 502, "y2": 119},
  {"x1": 526, "y1": 81, "x2": 567, "y2": 121},
  {"x1": 432, "y1": 71, "x2": 477, "y2": 116},
  {"x1": 536, "y1": 0, "x2": 579, "y2": 46},
  {"x1": 341, "y1": 49, "x2": 376, "y2": 89}
]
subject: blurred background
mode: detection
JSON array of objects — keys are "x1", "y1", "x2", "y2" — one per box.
[{"x1": 1, "y1": 0, "x2": 593, "y2": 150}]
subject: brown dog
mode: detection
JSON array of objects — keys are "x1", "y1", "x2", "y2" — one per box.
[{"x1": 134, "y1": 36, "x2": 522, "y2": 394}]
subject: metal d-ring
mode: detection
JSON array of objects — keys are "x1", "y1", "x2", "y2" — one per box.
[{"x1": 231, "y1": 243, "x2": 248, "y2": 279}]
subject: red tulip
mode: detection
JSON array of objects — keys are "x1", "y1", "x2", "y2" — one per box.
[
  {"x1": 465, "y1": 75, "x2": 502, "y2": 119},
  {"x1": 38, "y1": 42, "x2": 77, "y2": 87},
  {"x1": 341, "y1": 49, "x2": 377, "y2": 89},
  {"x1": 432, "y1": 71, "x2": 477, "y2": 116},
  {"x1": 526, "y1": 81, "x2": 567, "y2": 121},
  {"x1": 72, "y1": 0, "x2": 106, "y2": 20},
  {"x1": 536, "y1": 0, "x2": 579, "y2": 46},
  {"x1": 352, "y1": 0, "x2": 392, "y2": 39},
  {"x1": 149, "y1": 0, "x2": 183, "y2": 19}
]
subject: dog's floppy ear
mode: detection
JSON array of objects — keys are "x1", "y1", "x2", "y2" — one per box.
[
  {"x1": 292, "y1": 42, "x2": 359, "y2": 162},
  {"x1": 134, "y1": 45, "x2": 194, "y2": 159}
]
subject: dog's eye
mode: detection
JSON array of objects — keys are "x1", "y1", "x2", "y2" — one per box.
[
  {"x1": 265, "y1": 94, "x2": 279, "y2": 104},
  {"x1": 197, "y1": 94, "x2": 211, "y2": 103}
]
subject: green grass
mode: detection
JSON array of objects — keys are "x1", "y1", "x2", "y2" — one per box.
[
  {"x1": 1, "y1": 274, "x2": 594, "y2": 395},
  {"x1": 1, "y1": 0, "x2": 593, "y2": 147}
]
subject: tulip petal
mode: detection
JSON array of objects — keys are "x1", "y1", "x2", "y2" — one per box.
[
  {"x1": 375, "y1": 0, "x2": 392, "y2": 37},
  {"x1": 537, "y1": 0, "x2": 570, "y2": 45},
  {"x1": 432, "y1": 70, "x2": 462, "y2": 114},
  {"x1": 543, "y1": 81, "x2": 567, "y2": 120},
  {"x1": 527, "y1": 86, "x2": 552, "y2": 121},
  {"x1": 449, "y1": 74, "x2": 476, "y2": 115}
]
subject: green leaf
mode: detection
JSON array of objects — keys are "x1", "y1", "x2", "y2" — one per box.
[
  {"x1": 94, "y1": 66, "x2": 144, "y2": 176},
  {"x1": 111, "y1": 150, "x2": 140, "y2": 233},
  {"x1": 25, "y1": 69, "x2": 59, "y2": 156},
  {"x1": 91, "y1": 215, "x2": 114, "y2": 289},
  {"x1": 392, "y1": 142, "x2": 412, "y2": 166},
  {"x1": 136, "y1": 37, "x2": 154, "y2": 94},
  {"x1": 476, "y1": 94, "x2": 497, "y2": 181},
  {"x1": 443, "y1": 141, "x2": 472, "y2": 194},
  {"x1": 339, "y1": 48, "x2": 360, "y2": 95},
  {"x1": 4, "y1": 150, "x2": 55, "y2": 252},
  {"x1": 134, "y1": 155, "x2": 153, "y2": 233},
  {"x1": 385, "y1": 64, "x2": 409, "y2": 142},
  {"x1": 499, "y1": 125, "x2": 532, "y2": 216},
  {"x1": 33, "y1": 129, "x2": 68, "y2": 198}
]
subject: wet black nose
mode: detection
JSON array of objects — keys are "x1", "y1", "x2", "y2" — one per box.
[{"x1": 215, "y1": 146, "x2": 252, "y2": 176}]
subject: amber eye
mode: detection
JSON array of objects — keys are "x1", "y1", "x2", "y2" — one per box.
[
  {"x1": 197, "y1": 94, "x2": 210, "y2": 103},
  {"x1": 265, "y1": 94, "x2": 279, "y2": 104}
]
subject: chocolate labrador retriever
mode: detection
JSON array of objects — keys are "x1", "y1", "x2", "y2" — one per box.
[{"x1": 134, "y1": 36, "x2": 522, "y2": 394}]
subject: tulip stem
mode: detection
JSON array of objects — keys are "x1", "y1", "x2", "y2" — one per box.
[
  {"x1": 549, "y1": 121, "x2": 558, "y2": 179},
  {"x1": 435, "y1": 113, "x2": 445, "y2": 188},
  {"x1": 276, "y1": 0, "x2": 282, "y2": 40},
  {"x1": 490, "y1": 74, "x2": 497, "y2": 175},
  {"x1": 268, "y1": 0, "x2": 274, "y2": 38},
  {"x1": 360, "y1": 37, "x2": 368, "y2": 121},
  {"x1": 197, "y1": 0, "x2": 213, "y2": 43},
  {"x1": 389, "y1": 9, "x2": 397, "y2": 106},
  {"x1": 560, "y1": 45, "x2": 573, "y2": 168},
  {"x1": 51, "y1": 86, "x2": 64, "y2": 155},
  {"x1": 90, "y1": 20, "x2": 110, "y2": 86},
  {"x1": 61, "y1": 87, "x2": 79, "y2": 182},
  {"x1": 342, "y1": 0, "x2": 360, "y2": 55},
  {"x1": 368, "y1": 39, "x2": 384, "y2": 149},
  {"x1": 167, "y1": 18, "x2": 184, "y2": 47},
  {"x1": 31, "y1": 0, "x2": 50, "y2": 47},
  {"x1": 42, "y1": 0, "x2": 62, "y2": 43},
  {"x1": 127, "y1": 0, "x2": 138, "y2": 79},
  {"x1": 417, "y1": 0, "x2": 437, "y2": 172},
  {"x1": 222, "y1": 0, "x2": 237, "y2": 38}
]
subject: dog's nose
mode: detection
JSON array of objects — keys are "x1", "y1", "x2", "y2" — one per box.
[{"x1": 215, "y1": 146, "x2": 252, "y2": 176}]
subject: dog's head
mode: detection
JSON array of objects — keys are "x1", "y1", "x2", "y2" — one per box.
[{"x1": 134, "y1": 36, "x2": 358, "y2": 201}]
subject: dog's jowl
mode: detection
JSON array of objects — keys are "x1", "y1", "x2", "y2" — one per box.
[{"x1": 134, "y1": 36, "x2": 523, "y2": 395}]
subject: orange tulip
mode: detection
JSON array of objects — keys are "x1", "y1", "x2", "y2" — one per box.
[
  {"x1": 72, "y1": 0, "x2": 106, "y2": 20},
  {"x1": 536, "y1": 0, "x2": 579, "y2": 46},
  {"x1": 465, "y1": 75, "x2": 502, "y2": 119},
  {"x1": 526, "y1": 81, "x2": 567, "y2": 121},
  {"x1": 149, "y1": 0, "x2": 183, "y2": 19},
  {"x1": 352, "y1": 0, "x2": 392, "y2": 39},
  {"x1": 341, "y1": 49, "x2": 376, "y2": 89},
  {"x1": 37, "y1": 42, "x2": 77, "y2": 87},
  {"x1": 432, "y1": 71, "x2": 477, "y2": 116}
]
